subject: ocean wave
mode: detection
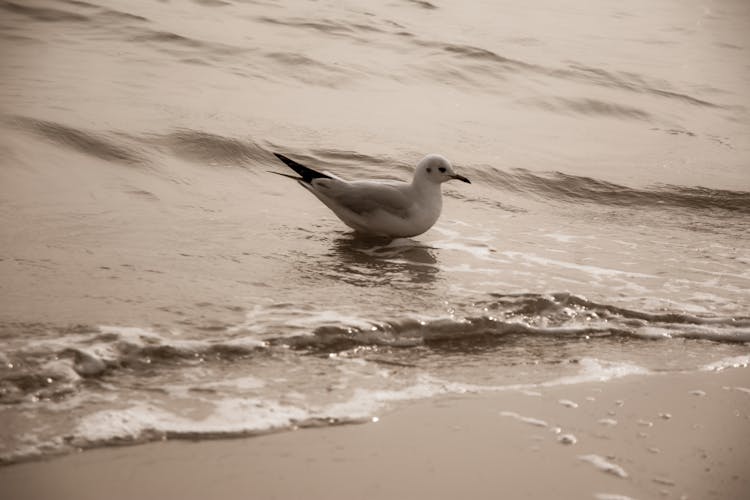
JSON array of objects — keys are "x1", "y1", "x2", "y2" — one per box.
[
  {"x1": 5, "y1": 114, "x2": 747, "y2": 216},
  {"x1": 0, "y1": 0, "x2": 149, "y2": 25},
  {"x1": 129, "y1": 28, "x2": 248, "y2": 60},
  {"x1": 411, "y1": 39, "x2": 720, "y2": 108},
  {"x1": 61, "y1": 0, "x2": 149, "y2": 23},
  {"x1": 470, "y1": 167, "x2": 750, "y2": 215},
  {"x1": 269, "y1": 293, "x2": 750, "y2": 353},
  {"x1": 404, "y1": 0, "x2": 437, "y2": 10},
  {"x1": 6, "y1": 116, "x2": 272, "y2": 168},
  {"x1": 560, "y1": 63, "x2": 719, "y2": 108},
  {"x1": 157, "y1": 129, "x2": 268, "y2": 165},
  {"x1": 8, "y1": 116, "x2": 146, "y2": 165},
  {"x1": 2, "y1": 294, "x2": 746, "y2": 405},
  {"x1": 309, "y1": 148, "x2": 396, "y2": 168},
  {"x1": 263, "y1": 51, "x2": 359, "y2": 87},
  {"x1": 527, "y1": 97, "x2": 652, "y2": 121},
  {"x1": 0, "y1": 0, "x2": 88, "y2": 23},
  {"x1": 255, "y1": 15, "x2": 376, "y2": 43},
  {"x1": 0, "y1": 325, "x2": 268, "y2": 404}
]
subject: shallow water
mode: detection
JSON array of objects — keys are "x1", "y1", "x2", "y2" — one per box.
[{"x1": 0, "y1": 0, "x2": 749, "y2": 463}]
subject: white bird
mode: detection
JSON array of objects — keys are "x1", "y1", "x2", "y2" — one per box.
[{"x1": 271, "y1": 153, "x2": 470, "y2": 238}]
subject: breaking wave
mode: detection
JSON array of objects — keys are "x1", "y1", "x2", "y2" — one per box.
[{"x1": 2, "y1": 293, "x2": 747, "y2": 406}]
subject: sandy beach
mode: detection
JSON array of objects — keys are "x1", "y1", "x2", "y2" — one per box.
[{"x1": 2, "y1": 365, "x2": 748, "y2": 500}]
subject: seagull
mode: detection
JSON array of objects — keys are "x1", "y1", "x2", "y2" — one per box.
[{"x1": 271, "y1": 152, "x2": 470, "y2": 238}]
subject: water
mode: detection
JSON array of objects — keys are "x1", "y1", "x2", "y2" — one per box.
[{"x1": 1, "y1": 0, "x2": 749, "y2": 463}]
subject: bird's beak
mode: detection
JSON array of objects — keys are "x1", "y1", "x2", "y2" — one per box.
[{"x1": 451, "y1": 174, "x2": 471, "y2": 184}]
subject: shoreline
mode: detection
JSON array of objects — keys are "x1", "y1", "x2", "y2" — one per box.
[{"x1": 2, "y1": 366, "x2": 749, "y2": 500}]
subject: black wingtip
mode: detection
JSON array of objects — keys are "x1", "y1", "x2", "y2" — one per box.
[
  {"x1": 267, "y1": 170, "x2": 301, "y2": 181},
  {"x1": 273, "y1": 152, "x2": 292, "y2": 164},
  {"x1": 272, "y1": 152, "x2": 332, "y2": 183}
]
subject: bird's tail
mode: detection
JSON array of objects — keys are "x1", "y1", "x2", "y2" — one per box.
[{"x1": 272, "y1": 153, "x2": 332, "y2": 183}]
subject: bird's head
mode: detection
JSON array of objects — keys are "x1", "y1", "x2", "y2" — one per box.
[{"x1": 415, "y1": 154, "x2": 471, "y2": 185}]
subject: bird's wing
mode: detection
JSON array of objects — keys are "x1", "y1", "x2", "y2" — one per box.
[{"x1": 311, "y1": 179, "x2": 413, "y2": 218}]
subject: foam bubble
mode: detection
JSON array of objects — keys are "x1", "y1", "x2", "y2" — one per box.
[
  {"x1": 558, "y1": 433, "x2": 577, "y2": 445},
  {"x1": 579, "y1": 454, "x2": 628, "y2": 478}
]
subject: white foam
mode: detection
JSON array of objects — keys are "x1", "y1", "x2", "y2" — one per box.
[
  {"x1": 701, "y1": 355, "x2": 750, "y2": 371},
  {"x1": 522, "y1": 390, "x2": 542, "y2": 397},
  {"x1": 231, "y1": 306, "x2": 378, "y2": 337},
  {"x1": 543, "y1": 232, "x2": 578, "y2": 243},
  {"x1": 680, "y1": 325, "x2": 750, "y2": 342},
  {"x1": 579, "y1": 454, "x2": 628, "y2": 478},
  {"x1": 501, "y1": 251, "x2": 654, "y2": 279},
  {"x1": 74, "y1": 398, "x2": 312, "y2": 444},
  {"x1": 218, "y1": 337, "x2": 267, "y2": 349},
  {"x1": 74, "y1": 405, "x2": 169, "y2": 443},
  {"x1": 323, "y1": 374, "x2": 484, "y2": 419},
  {"x1": 499, "y1": 411, "x2": 548, "y2": 428},
  {"x1": 594, "y1": 494, "x2": 637, "y2": 500},
  {"x1": 543, "y1": 358, "x2": 649, "y2": 386},
  {"x1": 635, "y1": 327, "x2": 674, "y2": 339},
  {"x1": 99, "y1": 325, "x2": 161, "y2": 340},
  {"x1": 432, "y1": 240, "x2": 507, "y2": 263},
  {"x1": 98, "y1": 325, "x2": 267, "y2": 356},
  {"x1": 40, "y1": 359, "x2": 81, "y2": 382},
  {"x1": 439, "y1": 263, "x2": 505, "y2": 274},
  {"x1": 0, "y1": 437, "x2": 65, "y2": 464}
]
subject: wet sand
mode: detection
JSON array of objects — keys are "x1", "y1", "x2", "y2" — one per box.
[{"x1": 2, "y1": 366, "x2": 748, "y2": 500}]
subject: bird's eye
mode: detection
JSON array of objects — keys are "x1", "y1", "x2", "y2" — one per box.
[
  {"x1": 426, "y1": 167, "x2": 431, "y2": 173},
  {"x1": 438, "y1": 167, "x2": 446, "y2": 173}
]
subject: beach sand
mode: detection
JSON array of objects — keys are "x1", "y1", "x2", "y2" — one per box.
[{"x1": 2, "y1": 365, "x2": 748, "y2": 500}]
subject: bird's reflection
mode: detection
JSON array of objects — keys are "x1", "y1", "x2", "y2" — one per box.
[{"x1": 329, "y1": 233, "x2": 440, "y2": 287}]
